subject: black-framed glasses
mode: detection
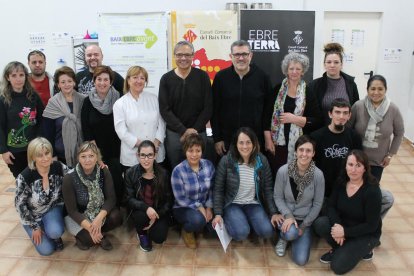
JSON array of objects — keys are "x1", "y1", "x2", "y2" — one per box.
[
  {"x1": 231, "y1": 52, "x2": 250, "y2": 59},
  {"x1": 138, "y1": 153, "x2": 155, "y2": 160}
]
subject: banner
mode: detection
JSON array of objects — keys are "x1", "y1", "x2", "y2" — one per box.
[
  {"x1": 98, "y1": 13, "x2": 168, "y2": 95},
  {"x1": 240, "y1": 10, "x2": 315, "y2": 87},
  {"x1": 171, "y1": 11, "x2": 238, "y2": 82}
]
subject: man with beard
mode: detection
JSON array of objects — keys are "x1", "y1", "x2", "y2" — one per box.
[
  {"x1": 310, "y1": 98, "x2": 362, "y2": 199},
  {"x1": 27, "y1": 50, "x2": 56, "y2": 106},
  {"x1": 75, "y1": 44, "x2": 124, "y2": 95}
]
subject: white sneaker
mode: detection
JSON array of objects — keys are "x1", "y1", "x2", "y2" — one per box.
[{"x1": 275, "y1": 238, "x2": 288, "y2": 257}]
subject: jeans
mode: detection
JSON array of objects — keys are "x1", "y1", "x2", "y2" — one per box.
[
  {"x1": 380, "y1": 188, "x2": 394, "y2": 219},
  {"x1": 22, "y1": 205, "x2": 64, "y2": 256},
  {"x1": 173, "y1": 207, "x2": 209, "y2": 233},
  {"x1": 131, "y1": 210, "x2": 170, "y2": 243},
  {"x1": 279, "y1": 225, "x2": 312, "y2": 266},
  {"x1": 223, "y1": 203, "x2": 274, "y2": 241},
  {"x1": 313, "y1": 216, "x2": 378, "y2": 275}
]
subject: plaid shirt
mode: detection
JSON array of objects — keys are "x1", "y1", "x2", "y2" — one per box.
[{"x1": 171, "y1": 159, "x2": 215, "y2": 209}]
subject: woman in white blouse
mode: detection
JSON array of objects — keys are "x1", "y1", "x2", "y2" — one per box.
[{"x1": 113, "y1": 66, "x2": 166, "y2": 172}]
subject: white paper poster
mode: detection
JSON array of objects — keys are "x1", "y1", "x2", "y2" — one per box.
[{"x1": 99, "y1": 12, "x2": 168, "y2": 95}]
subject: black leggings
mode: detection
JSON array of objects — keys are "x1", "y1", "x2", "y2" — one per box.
[
  {"x1": 76, "y1": 208, "x2": 123, "y2": 247},
  {"x1": 131, "y1": 210, "x2": 169, "y2": 244}
]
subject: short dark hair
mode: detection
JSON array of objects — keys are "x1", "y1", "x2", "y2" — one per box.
[
  {"x1": 174, "y1": 41, "x2": 194, "y2": 55},
  {"x1": 294, "y1": 135, "x2": 315, "y2": 152},
  {"x1": 182, "y1": 133, "x2": 204, "y2": 153},
  {"x1": 367, "y1": 74, "x2": 387, "y2": 90},
  {"x1": 230, "y1": 40, "x2": 251, "y2": 53},
  {"x1": 329, "y1": 98, "x2": 351, "y2": 113},
  {"x1": 93, "y1": 65, "x2": 114, "y2": 84},
  {"x1": 229, "y1": 127, "x2": 260, "y2": 165},
  {"x1": 337, "y1": 149, "x2": 378, "y2": 186},
  {"x1": 54, "y1": 66, "x2": 76, "y2": 84},
  {"x1": 27, "y1": 50, "x2": 46, "y2": 61}
]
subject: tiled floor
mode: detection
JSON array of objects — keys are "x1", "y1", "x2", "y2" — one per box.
[{"x1": 0, "y1": 140, "x2": 414, "y2": 275}]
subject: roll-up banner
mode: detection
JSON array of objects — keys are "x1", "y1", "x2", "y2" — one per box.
[{"x1": 240, "y1": 10, "x2": 315, "y2": 87}]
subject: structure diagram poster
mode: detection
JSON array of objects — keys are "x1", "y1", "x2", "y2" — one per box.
[
  {"x1": 99, "y1": 12, "x2": 168, "y2": 95},
  {"x1": 171, "y1": 11, "x2": 238, "y2": 83},
  {"x1": 240, "y1": 10, "x2": 315, "y2": 86}
]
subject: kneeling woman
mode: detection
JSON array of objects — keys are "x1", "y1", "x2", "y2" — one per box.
[
  {"x1": 273, "y1": 135, "x2": 324, "y2": 265},
  {"x1": 314, "y1": 150, "x2": 381, "y2": 275},
  {"x1": 171, "y1": 134, "x2": 215, "y2": 249},
  {"x1": 125, "y1": 140, "x2": 173, "y2": 252},
  {"x1": 213, "y1": 127, "x2": 277, "y2": 242},
  {"x1": 15, "y1": 137, "x2": 68, "y2": 256},
  {"x1": 63, "y1": 142, "x2": 122, "y2": 251}
]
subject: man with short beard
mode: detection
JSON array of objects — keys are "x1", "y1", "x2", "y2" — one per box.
[
  {"x1": 310, "y1": 98, "x2": 362, "y2": 200},
  {"x1": 27, "y1": 50, "x2": 56, "y2": 106}
]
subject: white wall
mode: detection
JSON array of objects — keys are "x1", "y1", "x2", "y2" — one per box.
[{"x1": 1, "y1": 0, "x2": 413, "y2": 140}]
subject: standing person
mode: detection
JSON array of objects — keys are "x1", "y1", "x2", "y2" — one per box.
[
  {"x1": 171, "y1": 134, "x2": 215, "y2": 249},
  {"x1": 314, "y1": 150, "x2": 382, "y2": 274},
  {"x1": 0, "y1": 61, "x2": 44, "y2": 177},
  {"x1": 27, "y1": 50, "x2": 56, "y2": 106},
  {"x1": 43, "y1": 66, "x2": 85, "y2": 167},
  {"x1": 75, "y1": 44, "x2": 124, "y2": 95},
  {"x1": 263, "y1": 52, "x2": 321, "y2": 177},
  {"x1": 308, "y1": 43, "x2": 359, "y2": 125},
  {"x1": 81, "y1": 65, "x2": 122, "y2": 205},
  {"x1": 63, "y1": 142, "x2": 122, "y2": 251},
  {"x1": 273, "y1": 135, "x2": 324, "y2": 266},
  {"x1": 125, "y1": 140, "x2": 173, "y2": 252},
  {"x1": 15, "y1": 137, "x2": 68, "y2": 256},
  {"x1": 212, "y1": 40, "x2": 272, "y2": 156},
  {"x1": 159, "y1": 41, "x2": 212, "y2": 170},
  {"x1": 114, "y1": 66, "x2": 166, "y2": 173},
  {"x1": 212, "y1": 127, "x2": 276, "y2": 242}
]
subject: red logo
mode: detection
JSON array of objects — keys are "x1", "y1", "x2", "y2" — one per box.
[{"x1": 183, "y1": 30, "x2": 197, "y2": 43}]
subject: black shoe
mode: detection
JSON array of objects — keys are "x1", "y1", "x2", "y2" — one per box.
[
  {"x1": 100, "y1": 236, "x2": 113, "y2": 251},
  {"x1": 320, "y1": 250, "x2": 334, "y2": 264},
  {"x1": 363, "y1": 251, "x2": 374, "y2": 261},
  {"x1": 75, "y1": 237, "x2": 90, "y2": 251},
  {"x1": 137, "y1": 233, "x2": 152, "y2": 252},
  {"x1": 54, "y1": 238, "x2": 64, "y2": 251}
]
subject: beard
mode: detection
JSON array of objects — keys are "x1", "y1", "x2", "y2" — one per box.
[
  {"x1": 31, "y1": 70, "x2": 45, "y2": 77},
  {"x1": 333, "y1": 124, "x2": 345, "y2": 132}
]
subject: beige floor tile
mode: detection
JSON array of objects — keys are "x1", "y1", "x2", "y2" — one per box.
[
  {"x1": 195, "y1": 246, "x2": 230, "y2": 266},
  {"x1": 0, "y1": 221, "x2": 19, "y2": 237},
  {"x1": 269, "y1": 269, "x2": 332, "y2": 276},
  {"x1": 90, "y1": 243, "x2": 130, "y2": 263},
  {"x1": 7, "y1": 223, "x2": 28, "y2": 238},
  {"x1": 0, "y1": 257, "x2": 19, "y2": 275},
  {"x1": 383, "y1": 217, "x2": 414, "y2": 233},
  {"x1": 53, "y1": 241, "x2": 94, "y2": 261},
  {"x1": 395, "y1": 156, "x2": 414, "y2": 165},
  {"x1": 106, "y1": 226, "x2": 135, "y2": 244},
  {"x1": 163, "y1": 227, "x2": 185, "y2": 246},
  {"x1": 194, "y1": 266, "x2": 231, "y2": 276},
  {"x1": 389, "y1": 233, "x2": 414, "y2": 249},
  {"x1": 400, "y1": 249, "x2": 414, "y2": 268},
  {"x1": 124, "y1": 243, "x2": 161, "y2": 264},
  {"x1": 45, "y1": 260, "x2": 86, "y2": 275},
  {"x1": 396, "y1": 204, "x2": 414, "y2": 216},
  {"x1": 231, "y1": 247, "x2": 266, "y2": 267},
  {"x1": 159, "y1": 245, "x2": 195, "y2": 265},
  {"x1": 0, "y1": 207, "x2": 19, "y2": 222},
  {"x1": 378, "y1": 269, "x2": 414, "y2": 276},
  {"x1": 394, "y1": 173, "x2": 414, "y2": 183},
  {"x1": 156, "y1": 265, "x2": 193, "y2": 276},
  {"x1": 0, "y1": 195, "x2": 13, "y2": 208},
  {"x1": 120, "y1": 264, "x2": 158, "y2": 275},
  {"x1": 385, "y1": 164, "x2": 412, "y2": 173},
  {"x1": 8, "y1": 259, "x2": 51, "y2": 276},
  {"x1": 231, "y1": 267, "x2": 269, "y2": 275},
  {"x1": 82, "y1": 262, "x2": 122, "y2": 276},
  {"x1": 0, "y1": 238, "x2": 32, "y2": 256},
  {"x1": 372, "y1": 249, "x2": 408, "y2": 269}
]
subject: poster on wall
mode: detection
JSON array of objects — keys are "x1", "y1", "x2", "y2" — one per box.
[
  {"x1": 171, "y1": 11, "x2": 238, "y2": 83},
  {"x1": 240, "y1": 10, "x2": 315, "y2": 86},
  {"x1": 98, "y1": 12, "x2": 168, "y2": 95}
]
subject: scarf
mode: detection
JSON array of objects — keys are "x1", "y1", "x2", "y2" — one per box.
[
  {"x1": 75, "y1": 163, "x2": 105, "y2": 224},
  {"x1": 43, "y1": 91, "x2": 85, "y2": 167},
  {"x1": 270, "y1": 78, "x2": 307, "y2": 162},
  {"x1": 363, "y1": 96, "x2": 390, "y2": 148},
  {"x1": 288, "y1": 158, "x2": 315, "y2": 202},
  {"x1": 88, "y1": 86, "x2": 120, "y2": 115}
]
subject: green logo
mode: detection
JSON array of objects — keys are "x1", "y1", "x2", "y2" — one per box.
[{"x1": 121, "y1": 29, "x2": 158, "y2": 48}]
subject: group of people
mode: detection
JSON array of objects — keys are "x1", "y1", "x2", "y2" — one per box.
[{"x1": 0, "y1": 39, "x2": 404, "y2": 274}]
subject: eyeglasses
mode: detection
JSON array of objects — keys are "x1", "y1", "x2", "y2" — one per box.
[
  {"x1": 138, "y1": 153, "x2": 155, "y2": 160},
  {"x1": 175, "y1": 53, "x2": 194, "y2": 59},
  {"x1": 231, "y1": 52, "x2": 250, "y2": 59}
]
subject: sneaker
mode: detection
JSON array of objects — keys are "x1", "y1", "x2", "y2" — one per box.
[
  {"x1": 363, "y1": 251, "x2": 374, "y2": 261},
  {"x1": 54, "y1": 238, "x2": 64, "y2": 251},
  {"x1": 137, "y1": 233, "x2": 152, "y2": 252},
  {"x1": 100, "y1": 236, "x2": 113, "y2": 251},
  {"x1": 320, "y1": 250, "x2": 334, "y2": 264},
  {"x1": 275, "y1": 238, "x2": 288, "y2": 257},
  {"x1": 181, "y1": 229, "x2": 197, "y2": 249},
  {"x1": 75, "y1": 237, "x2": 90, "y2": 251}
]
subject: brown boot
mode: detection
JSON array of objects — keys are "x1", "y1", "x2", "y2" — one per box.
[{"x1": 181, "y1": 229, "x2": 197, "y2": 249}]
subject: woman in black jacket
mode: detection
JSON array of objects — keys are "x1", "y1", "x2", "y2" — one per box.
[{"x1": 125, "y1": 140, "x2": 172, "y2": 252}]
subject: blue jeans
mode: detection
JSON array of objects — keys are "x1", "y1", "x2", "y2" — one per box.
[
  {"x1": 223, "y1": 203, "x2": 274, "y2": 241},
  {"x1": 279, "y1": 224, "x2": 312, "y2": 266},
  {"x1": 173, "y1": 207, "x2": 209, "y2": 233},
  {"x1": 22, "y1": 205, "x2": 64, "y2": 256}
]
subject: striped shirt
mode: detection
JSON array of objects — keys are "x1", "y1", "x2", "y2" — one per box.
[{"x1": 233, "y1": 164, "x2": 259, "y2": 205}]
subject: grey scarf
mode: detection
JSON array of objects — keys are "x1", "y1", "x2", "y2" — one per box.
[
  {"x1": 288, "y1": 158, "x2": 315, "y2": 202},
  {"x1": 89, "y1": 86, "x2": 120, "y2": 115},
  {"x1": 43, "y1": 91, "x2": 85, "y2": 167},
  {"x1": 363, "y1": 96, "x2": 390, "y2": 148}
]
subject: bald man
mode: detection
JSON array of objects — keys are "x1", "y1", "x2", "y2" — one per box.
[{"x1": 75, "y1": 44, "x2": 124, "y2": 95}]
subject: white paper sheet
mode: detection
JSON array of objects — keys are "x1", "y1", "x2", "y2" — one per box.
[{"x1": 214, "y1": 222, "x2": 232, "y2": 253}]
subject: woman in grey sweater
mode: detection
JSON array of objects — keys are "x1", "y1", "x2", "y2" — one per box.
[{"x1": 273, "y1": 135, "x2": 324, "y2": 265}]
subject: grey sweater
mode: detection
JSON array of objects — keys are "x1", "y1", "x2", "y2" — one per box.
[
  {"x1": 350, "y1": 100, "x2": 404, "y2": 166},
  {"x1": 274, "y1": 164, "x2": 325, "y2": 230}
]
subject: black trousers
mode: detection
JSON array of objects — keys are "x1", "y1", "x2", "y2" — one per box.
[
  {"x1": 131, "y1": 210, "x2": 169, "y2": 244},
  {"x1": 7, "y1": 151, "x2": 27, "y2": 178}
]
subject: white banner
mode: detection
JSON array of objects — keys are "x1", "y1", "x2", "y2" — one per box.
[{"x1": 98, "y1": 12, "x2": 168, "y2": 95}]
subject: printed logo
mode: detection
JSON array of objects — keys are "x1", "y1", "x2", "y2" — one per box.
[
  {"x1": 183, "y1": 29, "x2": 198, "y2": 43},
  {"x1": 293, "y1": 30, "x2": 303, "y2": 45},
  {"x1": 324, "y1": 144, "x2": 349, "y2": 159}
]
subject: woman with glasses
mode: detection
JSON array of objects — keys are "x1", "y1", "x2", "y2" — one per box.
[
  {"x1": 308, "y1": 43, "x2": 359, "y2": 125},
  {"x1": 113, "y1": 66, "x2": 166, "y2": 173},
  {"x1": 125, "y1": 140, "x2": 172, "y2": 252}
]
